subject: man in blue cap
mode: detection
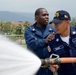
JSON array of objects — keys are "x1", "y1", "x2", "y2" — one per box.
[
  {"x1": 24, "y1": 8, "x2": 55, "y2": 75},
  {"x1": 49, "y1": 10, "x2": 76, "y2": 75}
]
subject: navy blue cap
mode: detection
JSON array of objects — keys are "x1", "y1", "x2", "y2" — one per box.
[{"x1": 49, "y1": 10, "x2": 71, "y2": 24}]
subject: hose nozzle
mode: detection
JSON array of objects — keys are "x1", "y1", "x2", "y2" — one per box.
[{"x1": 41, "y1": 54, "x2": 60, "y2": 68}]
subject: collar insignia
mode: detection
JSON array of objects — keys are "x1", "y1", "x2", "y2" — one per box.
[
  {"x1": 32, "y1": 28, "x2": 35, "y2": 31},
  {"x1": 49, "y1": 28, "x2": 52, "y2": 31},
  {"x1": 73, "y1": 31, "x2": 76, "y2": 34},
  {"x1": 56, "y1": 38, "x2": 59, "y2": 42}
]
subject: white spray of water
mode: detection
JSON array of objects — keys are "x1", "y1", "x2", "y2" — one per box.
[{"x1": 0, "y1": 36, "x2": 41, "y2": 75}]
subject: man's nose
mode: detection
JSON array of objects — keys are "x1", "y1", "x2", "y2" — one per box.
[{"x1": 45, "y1": 15, "x2": 49, "y2": 18}]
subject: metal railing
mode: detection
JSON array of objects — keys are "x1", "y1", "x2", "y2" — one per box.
[{"x1": 0, "y1": 34, "x2": 26, "y2": 47}]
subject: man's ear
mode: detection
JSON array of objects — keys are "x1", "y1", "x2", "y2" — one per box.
[
  {"x1": 35, "y1": 15, "x2": 38, "y2": 21},
  {"x1": 67, "y1": 20, "x2": 70, "y2": 25}
]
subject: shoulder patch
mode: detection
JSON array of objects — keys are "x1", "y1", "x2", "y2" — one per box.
[{"x1": 47, "y1": 46, "x2": 51, "y2": 52}]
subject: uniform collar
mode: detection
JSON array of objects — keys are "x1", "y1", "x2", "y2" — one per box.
[
  {"x1": 31, "y1": 22, "x2": 53, "y2": 37},
  {"x1": 55, "y1": 26, "x2": 76, "y2": 43}
]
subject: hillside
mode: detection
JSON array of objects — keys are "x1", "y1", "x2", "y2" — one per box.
[{"x1": 0, "y1": 11, "x2": 35, "y2": 22}]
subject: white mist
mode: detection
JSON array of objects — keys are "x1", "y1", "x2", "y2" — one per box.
[{"x1": 0, "y1": 36, "x2": 41, "y2": 75}]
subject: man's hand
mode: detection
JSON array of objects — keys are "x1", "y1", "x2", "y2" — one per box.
[
  {"x1": 46, "y1": 32, "x2": 55, "y2": 44},
  {"x1": 50, "y1": 65, "x2": 59, "y2": 73}
]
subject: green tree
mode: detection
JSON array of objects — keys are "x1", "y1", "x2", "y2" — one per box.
[
  {"x1": 71, "y1": 17, "x2": 76, "y2": 26},
  {"x1": 14, "y1": 24, "x2": 23, "y2": 34},
  {"x1": 2, "y1": 22, "x2": 11, "y2": 33},
  {"x1": 0, "y1": 21, "x2": 4, "y2": 32},
  {"x1": 23, "y1": 21, "x2": 29, "y2": 29}
]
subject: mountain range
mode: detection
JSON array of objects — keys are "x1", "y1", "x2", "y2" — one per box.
[
  {"x1": 0, "y1": 11, "x2": 75, "y2": 22},
  {"x1": 0, "y1": 11, "x2": 35, "y2": 22}
]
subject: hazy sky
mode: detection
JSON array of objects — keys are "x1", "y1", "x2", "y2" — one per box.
[{"x1": 0, "y1": 0, "x2": 76, "y2": 17}]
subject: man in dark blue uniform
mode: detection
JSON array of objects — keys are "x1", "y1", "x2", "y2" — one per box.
[
  {"x1": 24, "y1": 8, "x2": 55, "y2": 75},
  {"x1": 49, "y1": 10, "x2": 76, "y2": 75}
]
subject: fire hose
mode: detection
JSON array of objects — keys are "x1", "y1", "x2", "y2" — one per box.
[{"x1": 41, "y1": 54, "x2": 76, "y2": 75}]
